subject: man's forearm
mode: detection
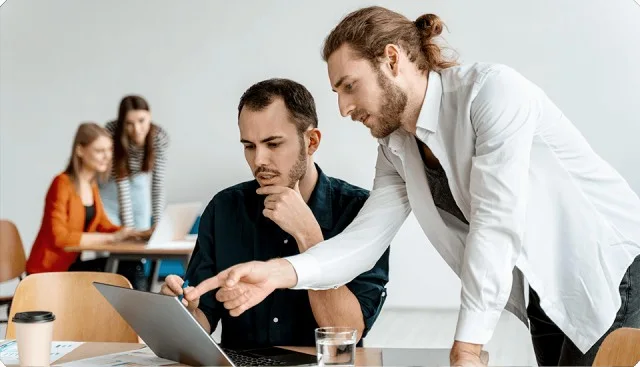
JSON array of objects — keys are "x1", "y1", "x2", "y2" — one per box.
[
  {"x1": 295, "y1": 226, "x2": 365, "y2": 339},
  {"x1": 294, "y1": 223, "x2": 324, "y2": 252},
  {"x1": 266, "y1": 258, "x2": 299, "y2": 289},
  {"x1": 308, "y1": 287, "x2": 365, "y2": 342}
]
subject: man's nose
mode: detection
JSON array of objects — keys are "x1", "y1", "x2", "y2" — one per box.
[
  {"x1": 338, "y1": 94, "x2": 355, "y2": 118},
  {"x1": 254, "y1": 146, "x2": 270, "y2": 167}
]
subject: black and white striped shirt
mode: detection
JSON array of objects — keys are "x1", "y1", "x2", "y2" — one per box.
[{"x1": 105, "y1": 120, "x2": 169, "y2": 228}]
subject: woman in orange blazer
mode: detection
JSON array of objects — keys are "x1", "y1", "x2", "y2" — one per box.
[{"x1": 26, "y1": 122, "x2": 134, "y2": 274}]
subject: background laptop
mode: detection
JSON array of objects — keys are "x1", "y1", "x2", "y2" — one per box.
[
  {"x1": 133, "y1": 202, "x2": 202, "y2": 246},
  {"x1": 94, "y1": 282, "x2": 318, "y2": 366}
]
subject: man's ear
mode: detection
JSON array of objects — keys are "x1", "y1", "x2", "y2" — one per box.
[
  {"x1": 306, "y1": 128, "x2": 321, "y2": 155},
  {"x1": 383, "y1": 43, "x2": 401, "y2": 76}
]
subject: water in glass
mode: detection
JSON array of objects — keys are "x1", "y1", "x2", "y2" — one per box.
[{"x1": 316, "y1": 330, "x2": 356, "y2": 367}]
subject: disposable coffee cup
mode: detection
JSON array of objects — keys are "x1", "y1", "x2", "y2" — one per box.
[{"x1": 12, "y1": 311, "x2": 55, "y2": 367}]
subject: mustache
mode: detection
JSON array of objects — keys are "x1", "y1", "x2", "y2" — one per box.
[
  {"x1": 351, "y1": 109, "x2": 369, "y2": 122},
  {"x1": 254, "y1": 166, "x2": 280, "y2": 176}
]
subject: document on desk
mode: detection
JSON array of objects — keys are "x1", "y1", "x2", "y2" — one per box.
[
  {"x1": 55, "y1": 346, "x2": 174, "y2": 366},
  {"x1": 0, "y1": 340, "x2": 82, "y2": 365}
]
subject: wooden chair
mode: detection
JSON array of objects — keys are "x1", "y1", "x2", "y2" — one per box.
[
  {"x1": 5, "y1": 272, "x2": 138, "y2": 342},
  {"x1": 593, "y1": 327, "x2": 640, "y2": 367},
  {"x1": 0, "y1": 219, "x2": 27, "y2": 323}
]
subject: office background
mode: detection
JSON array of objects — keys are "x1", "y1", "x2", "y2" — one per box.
[{"x1": 1, "y1": 0, "x2": 639, "y2": 364}]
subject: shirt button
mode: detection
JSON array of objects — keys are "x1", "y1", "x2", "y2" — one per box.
[
  {"x1": 283, "y1": 239, "x2": 288, "y2": 244},
  {"x1": 273, "y1": 317, "x2": 279, "y2": 323}
]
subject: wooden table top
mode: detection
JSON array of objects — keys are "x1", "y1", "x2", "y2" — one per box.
[
  {"x1": 2, "y1": 341, "x2": 455, "y2": 366},
  {"x1": 63, "y1": 241, "x2": 194, "y2": 255},
  {"x1": 46, "y1": 342, "x2": 383, "y2": 366}
]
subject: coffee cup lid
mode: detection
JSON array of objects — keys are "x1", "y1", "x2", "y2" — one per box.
[{"x1": 12, "y1": 311, "x2": 55, "y2": 323}]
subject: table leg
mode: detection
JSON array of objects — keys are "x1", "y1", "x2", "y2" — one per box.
[
  {"x1": 148, "y1": 260, "x2": 160, "y2": 291},
  {"x1": 105, "y1": 257, "x2": 119, "y2": 273}
]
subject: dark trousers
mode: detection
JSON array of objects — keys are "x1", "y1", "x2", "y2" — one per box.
[
  {"x1": 526, "y1": 256, "x2": 640, "y2": 366},
  {"x1": 68, "y1": 258, "x2": 149, "y2": 291}
]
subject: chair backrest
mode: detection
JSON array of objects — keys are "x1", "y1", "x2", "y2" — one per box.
[
  {"x1": 0, "y1": 219, "x2": 27, "y2": 283},
  {"x1": 6, "y1": 272, "x2": 138, "y2": 343},
  {"x1": 593, "y1": 327, "x2": 640, "y2": 366}
]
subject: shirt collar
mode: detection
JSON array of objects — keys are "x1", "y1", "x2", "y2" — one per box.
[
  {"x1": 378, "y1": 70, "x2": 443, "y2": 150},
  {"x1": 416, "y1": 70, "x2": 443, "y2": 134},
  {"x1": 306, "y1": 163, "x2": 333, "y2": 230}
]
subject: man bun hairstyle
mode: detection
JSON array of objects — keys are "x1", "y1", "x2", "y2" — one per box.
[{"x1": 322, "y1": 6, "x2": 458, "y2": 72}]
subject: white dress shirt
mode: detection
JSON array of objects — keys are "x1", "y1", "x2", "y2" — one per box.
[{"x1": 285, "y1": 62, "x2": 640, "y2": 353}]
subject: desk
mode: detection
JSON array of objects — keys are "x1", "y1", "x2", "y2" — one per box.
[
  {"x1": 3, "y1": 342, "x2": 453, "y2": 366},
  {"x1": 64, "y1": 242, "x2": 194, "y2": 288},
  {"x1": 37, "y1": 343, "x2": 449, "y2": 366},
  {"x1": 51, "y1": 343, "x2": 383, "y2": 366}
]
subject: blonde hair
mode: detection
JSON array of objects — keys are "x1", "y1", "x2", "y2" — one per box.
[
  {"x1": 322, "y1": 6, "x2": 458, "y2": 72},
  {"x1": 64, "y1": 122, "x2": 112, "y2": 186}
]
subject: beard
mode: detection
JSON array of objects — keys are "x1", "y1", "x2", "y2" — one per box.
[
  {"x1": 286, "y1": 136, "x2": 308, "y2": 188},
  {"x1": 254, "y1": 136, "x2": 308, "y2": 188},
  {"x1": 368, "y1": 70, "x2": 408, "y2": 139}
]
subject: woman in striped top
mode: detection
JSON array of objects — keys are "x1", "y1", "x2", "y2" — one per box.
[
  {"x1": 99, "y1": 95, "x2": 169, "y2": 290},
  {"x1": 100, "y1": 95, "x2": 169, "y2": 230}
]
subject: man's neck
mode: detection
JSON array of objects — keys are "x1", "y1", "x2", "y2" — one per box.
[
  {"x1": 402, "y1": 70, "x2": 429, "y2": 136},
  {"x1": 298, "y1": 162, "x2": 319, "y2": 203}
]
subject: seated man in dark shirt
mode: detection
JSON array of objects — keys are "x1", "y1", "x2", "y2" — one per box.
[{"x1": 161, "y1": 78, "x2": 390, "y2": 348}]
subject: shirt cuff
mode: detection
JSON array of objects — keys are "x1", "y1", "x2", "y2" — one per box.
[
  {"x1": 284, "y1": 253, "x2": 335, "y2": 290},
  {"x1": 454, "y1": 308, "x2": 503, "y2": 345}
]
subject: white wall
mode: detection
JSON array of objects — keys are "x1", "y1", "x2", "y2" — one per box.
[{"x1": 1, "y1": 0, "x2": 639, "y2": 309}]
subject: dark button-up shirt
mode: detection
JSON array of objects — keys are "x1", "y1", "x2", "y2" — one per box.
[{"x1": 185, "y1": 164, "x2": 390, "y2": 349}]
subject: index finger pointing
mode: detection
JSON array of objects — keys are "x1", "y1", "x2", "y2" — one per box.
[{"x1": 188, "y1": 274, "x2": 225, "y2": 300}]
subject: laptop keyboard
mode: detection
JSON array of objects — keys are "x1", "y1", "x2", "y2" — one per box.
[{"x1": 222, "y1": 348, "x2": 288, "y2": 366}]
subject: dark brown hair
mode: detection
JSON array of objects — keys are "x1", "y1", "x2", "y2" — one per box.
[
  {"x1": 113, "y1": 95, "x2": 157, "y2": 178},
  {"x1": 322, "y1": 6, "x2": 458, "y2": 72},
  {"x1": 65, "y1": 122, "x2": 112, "y2": 185},
  {"x1": 237, "y1": 78, "x2": 318, "y2": 135}
]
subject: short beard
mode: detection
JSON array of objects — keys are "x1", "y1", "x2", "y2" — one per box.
[
  {"x1": 370, "y1": 69, "x2": 408, "y2": 139},
  {"x1": 287, "y1": 134, "x2": 308, "y2": 188}
]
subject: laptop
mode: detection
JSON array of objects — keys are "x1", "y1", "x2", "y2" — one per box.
[
  {"x1": 93, "y1": 282, "x2": 318, "y2": 367},
  {"x1": 133, "y1": 202, "x2": 203, "y2": 246}
]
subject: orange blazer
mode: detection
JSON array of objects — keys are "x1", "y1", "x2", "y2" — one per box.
[{"x1": 26, "y1": 173, "x2": 120, "y2": 274}]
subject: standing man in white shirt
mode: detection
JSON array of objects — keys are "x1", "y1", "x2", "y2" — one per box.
[{"x1": 187, "y1": 6, "x2": 640, "y2": 366}]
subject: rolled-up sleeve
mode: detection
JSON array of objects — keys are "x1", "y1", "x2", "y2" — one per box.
[{"x1": 345, "y1": 246, "x2": 390, "y2": 337}]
